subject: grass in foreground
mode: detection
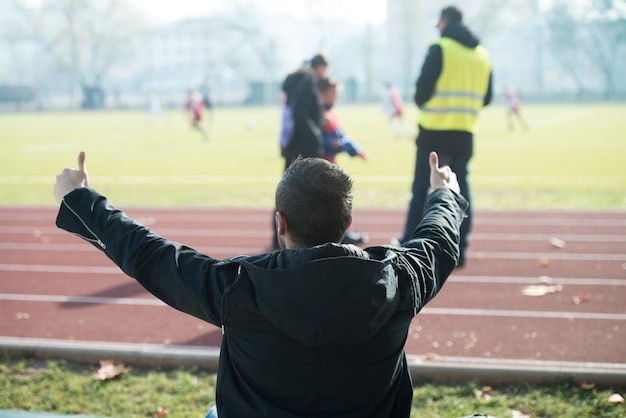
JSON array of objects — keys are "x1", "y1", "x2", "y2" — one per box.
[{"x1": 1, "y1": 356, "x2": 624, "y2": 418}]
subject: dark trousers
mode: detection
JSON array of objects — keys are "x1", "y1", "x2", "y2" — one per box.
[{"x1": 401, "y1": 148, "x2": 472, "y2": 255}]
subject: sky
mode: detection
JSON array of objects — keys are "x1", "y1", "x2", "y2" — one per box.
[{"x1": 129, "y1": 0, "x2": 387, "y2": 24}]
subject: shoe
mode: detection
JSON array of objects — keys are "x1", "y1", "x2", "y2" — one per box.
[{"x1": 342, "y1": 230, "x2": 369, "y2": 245}]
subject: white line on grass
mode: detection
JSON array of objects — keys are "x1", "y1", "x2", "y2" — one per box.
[{"x1": 1, "y1": 174, "x2": 623, "y2": 186}]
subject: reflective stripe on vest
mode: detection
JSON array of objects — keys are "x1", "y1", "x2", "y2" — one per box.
[{"x1": 419, "y1": 37, "x2": 491, "y2": 133}]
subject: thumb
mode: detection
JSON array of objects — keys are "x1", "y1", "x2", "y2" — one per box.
[
  {"x1": 78, "y1": 151, "x2": 87, "y2": 173},
  {"x1": 77, "y1": 151, "x2": 89, "y2": 187},
  {"x1": 429, "y1": 151, "x2": 440, "y2": 173}
]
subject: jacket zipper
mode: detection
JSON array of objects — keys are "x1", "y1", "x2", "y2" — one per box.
[{"x1": 61, "y1": 199, "x2": 107, "y2": 250}]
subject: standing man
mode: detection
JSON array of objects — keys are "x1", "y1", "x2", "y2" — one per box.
[
  {"x1": 279, "y1": 53, "x2": 328, "y2": 169},
  {"x1": 272, "y1": 53, "x2": 329, "y2": 249},
  {"x1": 399, "y1": 5, "x2": 493, "y2": 268}
]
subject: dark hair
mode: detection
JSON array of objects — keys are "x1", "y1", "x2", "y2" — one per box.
[
  {"x1": 276, "y1": 157, "x2": 353, "y2": 247},
  {"x1": 318, "y1": 76, "x2": 337, "y2": 93},
  {"x1": 440, "y1": 5, "x2": 463, "y2": 24},
  {"x1": 310, "y1": 53, "x2": 329, "y2": 69}
]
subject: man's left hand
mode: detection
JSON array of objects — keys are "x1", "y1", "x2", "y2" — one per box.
[{"x1": 54, "y1": 151, "x2": 89, "y2": 204}]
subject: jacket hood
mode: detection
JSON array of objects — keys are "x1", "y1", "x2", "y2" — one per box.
[
  {"x1": 282, "y1": 69, "x2": 313, "y2": 95},
  {"x1": 442, "y1": 22, "x2": 480, "y2": 48},
  {"x1": 241, "y1": 243, "x2": 407, "y2": 347}
]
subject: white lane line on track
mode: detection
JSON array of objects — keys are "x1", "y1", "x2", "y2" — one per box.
[
  {"x1": 0, "y1": 293, "x2": 164, "y2": 305},
  {"x1": 1, "y1": 213, "x2": 624, "y2": 227},
  {"x1": 449, "y1": 275, "x2": 626, "y2": 286},
  {"x1": 3, "y1": 226, "x2": 626, "y2": 243},
  {"x1": 421, "y1": 307, "x2": 626, "y2": 321},
  {"x1": 0, "y1": 264, "x2": 121, "y2": 274},
  {"x1": 2, "y1": 264, "x2": 623, "y2": 286},
  {"x1": 1, "y1": 246, "x2": 625, "y2": 261},
  {"x1": 2, "y1": 293, "x2": 625, "y2": 320}
]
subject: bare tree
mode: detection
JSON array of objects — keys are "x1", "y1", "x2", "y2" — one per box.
[
  {"x1": 545, "y1": 0, "x2": 626, "y2": 97},
  {"x1": 9, "y1": 0, "x2": 146, "y2": 107}
]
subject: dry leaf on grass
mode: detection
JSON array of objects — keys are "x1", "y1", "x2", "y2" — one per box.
[
  {"x1": 511, "y1": 410, "x2": 531, "y2": 418},
  {"x1": 474, "y1": 386, "x2": 493, "y2": 401},
  {"x1": 521, "y1": 284, "x2": 563, "y2": 297},
  {"x1": 152, "y1": 406, "x2": 169, "y2": 417},
  {"x1": 580, "y1": 382, "x2": 596, "y2": 390},
  {"x1": 93, "y1": 359, "x2": 132, "y2": 381},
  {"x1": 608, "y1": 393, "x2": 624, "y2": 403}
]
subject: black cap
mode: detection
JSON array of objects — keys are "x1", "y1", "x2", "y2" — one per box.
[{"x1": 440, "y1": 5, "x2": 463, "y2": 24}]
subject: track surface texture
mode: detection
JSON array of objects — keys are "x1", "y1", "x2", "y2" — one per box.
[{"x1": 1, "y1": 206, "x2": 625, "y2": 383}]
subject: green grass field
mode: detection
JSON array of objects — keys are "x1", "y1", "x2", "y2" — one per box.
[
  {"x1": 1, "y1": 103, "x2": 625, "y2": 210},
  {"x1": 2, "y1": 357, "x2": 624, "y2": 418}
]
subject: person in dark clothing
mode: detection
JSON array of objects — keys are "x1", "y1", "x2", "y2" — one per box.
[
  {"x1": 272, "y1": 53, "x2": 329, "y2": 249},
  {"x1": 399, "y1": 5, "x2": 493, "y2": 268},
  {"x1": 280, "y1": 53, "x2": 329, "y2": 170},
  {"x1": 54, "y1": 150, "x2": 467, "y2": 418}
]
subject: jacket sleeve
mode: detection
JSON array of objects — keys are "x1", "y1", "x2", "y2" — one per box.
[
  {"x1": 483, "y1": 70, "x2": 494, "y2": 106},
  {"x1": 55, "y1": 187, "x2": 234, "y2": 327},
  {"x1": 398, "y1": 188, "x2": 468, "y2": 312},
  {"x1": 414, "y1": 44, "x2": 442, "y2": 108}
]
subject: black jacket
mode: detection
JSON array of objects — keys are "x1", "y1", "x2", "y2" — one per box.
[
  {"x1": 56, "y1": 187, "x2": 468, "y2": 418},
  {"x1": 281, "y1": 69, "x2": 325, "y2": 165},
  {"x1": 414, "y1": 23, "x2": 494, "y2": 157}
]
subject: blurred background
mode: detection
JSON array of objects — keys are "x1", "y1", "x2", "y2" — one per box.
[{"x1": 0, "y1": 0, "x2": 624, "y2": 111}]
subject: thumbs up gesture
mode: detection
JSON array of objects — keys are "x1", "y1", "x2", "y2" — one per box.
[
  {"x1": 429, "y1": 152, "x2": 460, "y2": 194},
  {"x1": 54, "y1": 151, "x2": 90, "y2": 204}
]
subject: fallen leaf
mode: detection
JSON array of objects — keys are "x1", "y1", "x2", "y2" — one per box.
[
  {"x1": 474, "y1": 387, "x2": 491, "y2": 401},
  {"x1": 422, "y1": 352, "x2": 439, "y2": 361},
  {"x1": 608, "y1": 393, "x2": 624, "y2": 403},
  {"x1": 93, "y1": 359, "x2": 131, "y2": 381},
  {"x1": 549, "y1": 237, "x2": 565, "y2": 248},
  {"x1": 539, "y1": 258, "x2": 551, "y2": 267},
  {"x1": 153, "y1": 406, "x2": 169, "y2": 417},
  {"x1": 580, "y1": 382, "x2": 596, "y2": 390},
  {"x1": 521, "y1": 284, "x2": 563, "y2": 297},
  {"x1": 572, "y1": 295, "x2": 591, "y2": 305},
  {"x1": 15, "y1": 312, "x2": 30, "y2": 320}
]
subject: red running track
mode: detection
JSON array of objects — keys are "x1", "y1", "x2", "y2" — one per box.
[{"x1": 1, "y1": 206, "x2": 625, "y2": 382}]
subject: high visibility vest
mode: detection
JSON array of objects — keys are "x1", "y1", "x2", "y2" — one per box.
[{"x1": 419, "y1": 37, "x2": 491, "y2": 133}]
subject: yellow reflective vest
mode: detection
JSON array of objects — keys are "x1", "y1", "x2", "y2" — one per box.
[{"x1": 419, "y1": 37, "x2": 491, "y2": 133}]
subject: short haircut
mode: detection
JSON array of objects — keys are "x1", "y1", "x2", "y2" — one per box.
[
  {"x1": 310, "y1": 53, "x2": 329, "y2": 69},
  {"x1": 318, "y1": 76, "x2": 338, "y2": 93},
  {"x1": 440, "y1": 5, "x2": 463, "y2": 24},
  {"x1": 276, "y1": 157, "x2": 353, "y2": 247}
]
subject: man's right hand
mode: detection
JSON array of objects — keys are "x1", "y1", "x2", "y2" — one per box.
[
  {"x1": 53, "y1": 151, "x2": 90, "y2": 204},
  {"x1": 429, "y1": 151, "x2": 460, "y2": 193}
]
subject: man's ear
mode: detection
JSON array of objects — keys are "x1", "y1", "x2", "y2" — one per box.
[
  {"x1": 276, "y1": 211, "x2": 287, "y2": 235},
  {"x1": 347, "y1": 215, "x2": 353, "y2": 230}
]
